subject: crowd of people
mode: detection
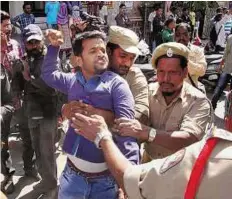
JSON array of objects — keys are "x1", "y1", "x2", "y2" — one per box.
[
  {"x1": 148, "y1": 5, "x2": 232, "y2": 53},
  {"x1": 1, "y1": 2, "x2": 232, "y2": 199}
]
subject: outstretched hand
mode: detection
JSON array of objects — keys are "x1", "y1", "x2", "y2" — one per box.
[{"x1": 45, "y1": 29, "x2": 64, "y2": 47}]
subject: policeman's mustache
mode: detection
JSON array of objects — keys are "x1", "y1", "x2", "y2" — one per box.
[
  {"x1": 119, "y1": 65, "x2": 130, "y2": 70},
  {"x1": 160, "y1": 82, "x2": 174, "y2": 87}
]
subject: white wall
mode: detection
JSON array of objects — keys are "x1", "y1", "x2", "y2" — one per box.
[
  {"x1": 9, "y1": 1, "x2": 24, "y2": 33},
  {"x1": 9, "y1": 1, "x2": 24, "y2": 18}
]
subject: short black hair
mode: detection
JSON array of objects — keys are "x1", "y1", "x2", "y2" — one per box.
[
  {"x1": 0, "y1": 10, "x2": 10, "y2": 23},
  {"x1": 216, "y1": 7, "x2": 222, "y2": 13},
  {"x1": 165, "y1": 18, "x2": 175, "y2": 27},
  {"x1": 23, "y1": 2, "x2": 32, "y2": 9},
  {"x1": 155, "y1": 55, "x2": 188, "y2": 69},
  {"x1": 72, "y1": 31, "x2": 106, "y2": 56},
  {"x1": 106, "y1": 42, "x2": 120, "y2": 53},
  {"x1": 175, "y1": 23, "x2": 191, "y2": 33},
  {"x1": 182, "y1": 7, "x2": 189, "y2": 12},
  {"x1": 155, "y1": 6, "x2": 162, "y2": 11},
  {"x1": 214, "y1": 13, "x2": 223, "y2": 22},
  {"x1": 170, "y1": 6, "x2": 177, "y2": 12},
  {"x1": 119, "y1": 3, "x2": 126, "y2": 9}
]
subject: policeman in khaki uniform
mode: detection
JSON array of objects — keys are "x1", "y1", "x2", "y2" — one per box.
[
  {"x1": 107, "y1": 26, "x2": 149, "y2": 123},
  {"x1": 111, "y1": 42, "x2": 211, "y2": 161},
  {"x1": 70, "y1": 109, "x2": 232, "y2": 199}
]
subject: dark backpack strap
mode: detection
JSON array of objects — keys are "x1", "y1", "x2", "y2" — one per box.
[{"x1": 188, "y1": 73, "x2": 204, "y2": 93}]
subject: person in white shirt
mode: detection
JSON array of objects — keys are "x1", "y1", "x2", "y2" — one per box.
[
  {"x1": 99, "y1": 1, "x2": 108, "y2": 25},
  {"x1": 214, "y1": 13, "x2": 229, "y2": 52},
  {"x1": 148, "y1": 9, "x2": 156, "y2": 32},
  {"x1": 148, "y1": 7, "x2": 156, "y2": 51}
]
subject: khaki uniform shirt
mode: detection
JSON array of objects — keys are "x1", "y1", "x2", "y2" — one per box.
[
  {"x1": 186, "y1": 44, "x2": 207, "y2": 85},
  {"x1": 124, "y1": 128, "x2": 232, "y2": 199},
  {"x1": 124, "y1": 67, "x2": 149, "y2": 121},
  {"x1": 146, "y1": 82, "x2": 211, "y2": 159}
]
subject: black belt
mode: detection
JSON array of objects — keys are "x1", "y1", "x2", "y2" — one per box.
[{"x1": 67, "y1": 158, "x2": 110, "y2": 178}]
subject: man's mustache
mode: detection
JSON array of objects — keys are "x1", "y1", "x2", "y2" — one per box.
[
  {"x1": 119, "y1": 65, "x2": 129, "y2": 70},
  {"x1": 178, "y1": 39, "x2": 186, "y2": 43},
  {"x1": 160, "y1": 82, "x2": 174, "y2": 87}
]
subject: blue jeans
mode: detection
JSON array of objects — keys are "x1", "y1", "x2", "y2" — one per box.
[
  {"x1": 211, "y1": 72, "x2": 232, "y2": 109},
  {"x1": 58, "y1": 164, "x2": 118, "y2": 199},
  {"x1": 152, "y1": 40, "x2": 156, "y2": 53}
]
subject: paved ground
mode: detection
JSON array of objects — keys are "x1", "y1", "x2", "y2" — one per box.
[{"x1": 0, "y1": 135, "x2": 66, "y2": 199}]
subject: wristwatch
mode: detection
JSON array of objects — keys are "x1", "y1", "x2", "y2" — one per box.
[
  {"x1": 148, "y1": 128, "x2": 157, "y2": 142},
  {"x1": 94, "y1": 131, "x2": 113, "y2": 149}
]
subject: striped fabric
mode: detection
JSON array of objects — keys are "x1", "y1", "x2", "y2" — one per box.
[{"x1": 225, "y1": 19, "x2": 232, "y2": 36}]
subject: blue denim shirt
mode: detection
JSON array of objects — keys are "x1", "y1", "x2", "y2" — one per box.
[{"x1": 41, "y1": 45, "x2": 140, "y2": 164}]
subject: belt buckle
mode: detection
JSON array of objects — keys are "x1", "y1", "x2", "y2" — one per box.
[{"x1": 69, "y1": 163, "x2": 84, "y2": 177}]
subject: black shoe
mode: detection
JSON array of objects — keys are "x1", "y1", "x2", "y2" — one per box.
[
  {"x1": 1, "y1": 175, "x2": 15, "y2": 195},
  {"x1": 25, "y1": 169, "x2": 41, "y2": 181}
]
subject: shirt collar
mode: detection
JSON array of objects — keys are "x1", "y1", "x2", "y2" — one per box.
[{"x1": 76, "y1": 71, "x2": 102, "y2": 86}]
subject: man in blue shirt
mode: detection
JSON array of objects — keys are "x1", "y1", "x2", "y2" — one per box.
[
  {"x1": 42, "y1": 29, "x2": 140, "y2": 198},
  {"x1": 11, "y1": 2, "x2": 35, "y2": 53},
  {"x1": 11, "y1": 2, "x2": 35, "y2": 33}
]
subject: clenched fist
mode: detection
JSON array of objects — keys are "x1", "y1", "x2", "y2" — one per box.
[{"x1": 45, "y1": 29, "x2": 64, "y2": 47}]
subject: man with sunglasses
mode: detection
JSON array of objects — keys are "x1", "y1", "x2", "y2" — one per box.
[{"x1": 21, "y1": 24, "x2": 58, "y2": 198}]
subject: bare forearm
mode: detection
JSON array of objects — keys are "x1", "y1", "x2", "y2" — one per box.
[
  {"x1": 93, "y1": 108, "x2": 114, "y2": 127},
  {"x1": 154, "y1": 130, "x2": 198, "y2": 151},
  {"x1": 12, "y1": 21, "x2": 20, "y2": 29},
  {"x1": 100, "y1": 139, "x2": 131, "y2": 191}
]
